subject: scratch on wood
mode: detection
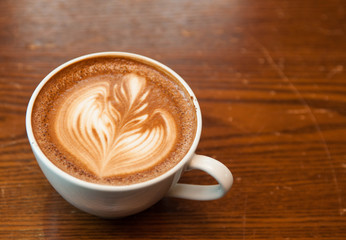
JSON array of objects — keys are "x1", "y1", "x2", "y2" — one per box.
[
  {"x1": 283, "y1": 186, "x2": 293, "y2": 191},
  {"x1": 1, "y1": 187, "x2": 6, "y2": 207},
  {"x1": 340, "y1": 208, "x2": 346, "y2": 216},
  {"x1": 287, "y1": 109, "x2": 309, "y2": 114},
  {"x1": 287, "y1": 108, "x2": 330, "y2": 115},
  {"x1": 251, "y1": 36, "x2": 344, "y2": 213},
  {"x1": 327, "y1": 65, "x2": 343, "y2": 79}
]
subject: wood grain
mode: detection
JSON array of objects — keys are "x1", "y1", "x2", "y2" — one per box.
[{"x1": 0, "y1": 0, "x2": 345, "y2": 239}]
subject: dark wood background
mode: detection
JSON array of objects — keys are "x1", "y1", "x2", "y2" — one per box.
[{"x1": 0, "y1": 0, "x2": 345, "y2": 239}]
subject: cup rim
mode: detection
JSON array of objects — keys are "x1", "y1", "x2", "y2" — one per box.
[{"x1": 26, "y1": 51, "x2": 202, "y2": 192}]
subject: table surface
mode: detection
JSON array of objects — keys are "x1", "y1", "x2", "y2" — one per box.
[{"x1": 1, "y1": 0, "x2": 345, "y2": 239}]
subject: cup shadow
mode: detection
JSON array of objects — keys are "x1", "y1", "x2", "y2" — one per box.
[{"x1": 43, "y1": 191, "x2": 212, "y2": 239}]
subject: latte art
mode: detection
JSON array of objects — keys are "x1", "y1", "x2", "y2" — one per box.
[
  {"x1": 32, "y1": 56, "x2": 196, "y2": 185},
  {"x1": 55, "y1": 74, "x2": 177, "y2": 177}
]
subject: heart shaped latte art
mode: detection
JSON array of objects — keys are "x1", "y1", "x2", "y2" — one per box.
[{"x1": 54, "y1": 73, "x2": 177, "y2": 177}]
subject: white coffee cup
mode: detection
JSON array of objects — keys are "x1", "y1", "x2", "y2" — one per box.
[{"x1": 26, "y1": 52, "x2": 233, "y2": 218}]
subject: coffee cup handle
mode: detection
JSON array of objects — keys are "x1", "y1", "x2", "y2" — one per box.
[{"x1": 166, "y1": 154, "x2": 233, "y2": 200}]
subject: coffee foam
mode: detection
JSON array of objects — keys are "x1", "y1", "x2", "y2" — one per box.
[
  {"x1": 32, "y1": 57, "x2": 196, "y2": 185},
  {"x1": 54, "y1": 73, "x2": 177, "y2": 177}
]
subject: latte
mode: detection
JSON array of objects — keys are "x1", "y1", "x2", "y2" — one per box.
[{"x1": 32, "y1": 56, "x2": 196, "y2": 185}]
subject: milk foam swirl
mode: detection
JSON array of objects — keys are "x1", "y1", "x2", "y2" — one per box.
[{"x1": 55, "y1": 73, "x2": 177, "y2": 177}]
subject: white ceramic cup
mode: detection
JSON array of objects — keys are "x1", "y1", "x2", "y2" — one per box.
[{"x1": 26, "y1": 52, "x2": 233, "y2": 218}]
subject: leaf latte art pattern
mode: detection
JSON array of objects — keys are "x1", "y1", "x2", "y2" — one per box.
[{"x1": 55, "y1": 74, "x2": 177, "y2": 178}]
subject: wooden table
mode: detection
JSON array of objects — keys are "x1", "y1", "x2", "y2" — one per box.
[{"x1": 1, "y1": 0, "x2": 345, "y2": 239}]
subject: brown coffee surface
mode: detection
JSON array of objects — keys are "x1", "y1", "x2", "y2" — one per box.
[{"x1": 32, "y1": 56, "x2": 196, "y2": 185}]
